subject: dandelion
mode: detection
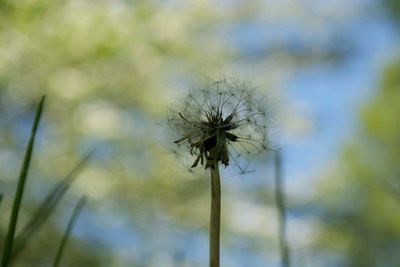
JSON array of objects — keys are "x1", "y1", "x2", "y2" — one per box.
[{"x1": 168, "y1": 79, "x2": 269, "y2": 267}]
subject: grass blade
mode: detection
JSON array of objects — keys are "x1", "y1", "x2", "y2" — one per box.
[
  {"x1": 1, "y1": 96, "x2": 45, "y2": 267},
  {"x1": 274, "y1": 151, "x2": 290, "y2": 267},
  {"x1": 53, "y1": 196, "x2": 87, "y2": 267},
  {"x1": 11, "y1": 150, "x2": 94, "y2": 260}
]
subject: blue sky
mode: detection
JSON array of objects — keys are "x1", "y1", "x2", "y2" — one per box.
[{"x1": 281, "y1": 6, "x2": 398, "y2": 195}]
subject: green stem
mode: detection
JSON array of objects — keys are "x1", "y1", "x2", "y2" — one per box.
[
  {"x1": 11, "y1": 151, "x2": 93, "y2": 262},
  {"x1": 0, "y1": 194, "x2": 3, "y2": 216},
  {"x1": 53, "y1": 196, "x2": 86, "y2": 267},
  {"x1": 209, "y1": 160, "x2": 221, "y2": 267},
  {"x1": 274, "y1": 151, "x2": 290, "y2": 267},
  {"x1": 1, "y1": 96, "x2": 45, "y2": 267}
]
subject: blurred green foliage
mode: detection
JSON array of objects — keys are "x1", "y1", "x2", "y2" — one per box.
[
  {"x1": 310, "y1": 2, "x2": 400, "y2": 266},
  {"x1": 0, "y1": 0, "x2": 276, "y2": 266},
  {"x1": 384, "y1": 0, "x2": 400, "y2": 25},
  {"x1": 314, "y1": 59, "x2": 400, "y2": 266}
]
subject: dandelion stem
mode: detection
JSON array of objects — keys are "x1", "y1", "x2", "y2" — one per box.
[{"x1": 209, "y1": 160, "x2": 221, "y2": 267}]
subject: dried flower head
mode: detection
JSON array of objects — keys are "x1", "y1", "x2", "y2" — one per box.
[{"x1": 168, "y1": 79, "x2": 269, "y2": 173}]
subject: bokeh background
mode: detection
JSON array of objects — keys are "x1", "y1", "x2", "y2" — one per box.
[{"x1": 1, "y1": 0, "x2": 400, "y2": 266}]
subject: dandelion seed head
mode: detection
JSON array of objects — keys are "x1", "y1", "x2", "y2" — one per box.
[{"x1": 168, "y1": 79, "x2": 270, "y2": 174}]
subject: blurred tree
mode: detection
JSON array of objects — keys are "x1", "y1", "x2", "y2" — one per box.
[
  {"x1": 384, "y1": 0, "x2": 400, "y2": 25},
  {"x1": 309, "y1": 1, "x2": 400, "y2": 266},
  {"x1": 312, "y1": 59, "x2": 400, "y2": 267}
]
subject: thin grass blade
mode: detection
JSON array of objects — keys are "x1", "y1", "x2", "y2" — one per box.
[
  {"x1": 274, "y1": 151, "x2": 290, "y2": 267},
  {"x1": 11, "y1": 150, "x2": 94, "y2": 260},
  {"x1": 53, "y1": 196, "x2": 87, "y2": 267},
  {"x1": 1, "y1": 96, "x2": 45, "y2": 267}
]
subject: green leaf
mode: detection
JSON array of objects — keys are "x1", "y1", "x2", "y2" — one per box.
[
  {"x1": 11, "y1": 151, "x2": 94, "y2": 261},
  {"x1": 1, "y1": 95, "x2": 45, "y2": 267},
  {"x1": 53, "y1": 196, "x2": 87, "y2": 267}
]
